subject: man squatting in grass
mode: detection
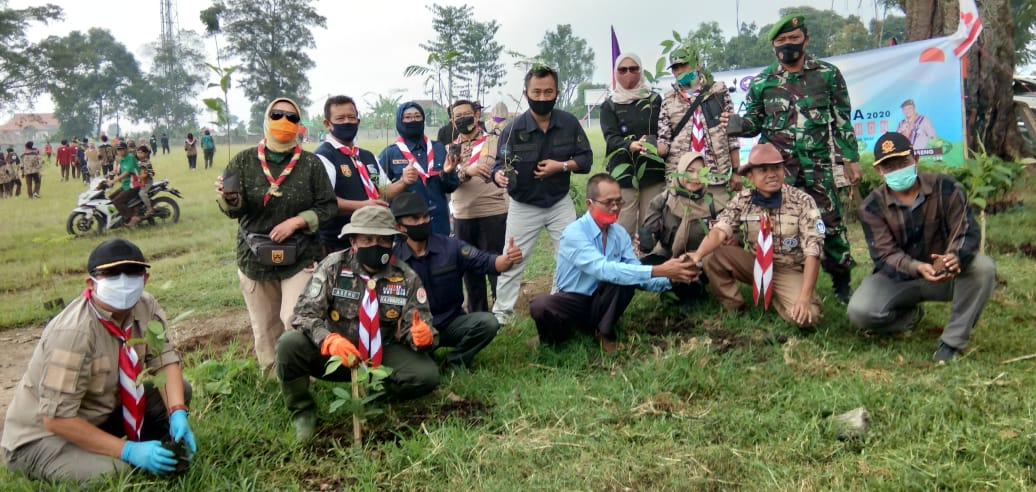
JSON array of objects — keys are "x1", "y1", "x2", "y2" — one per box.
[
  {"x1": 848, "y1": 132, "x2": 997, "y2": 362},
  {"x1": 2, "y1": 239, "x2": 197, "y2": 482}
]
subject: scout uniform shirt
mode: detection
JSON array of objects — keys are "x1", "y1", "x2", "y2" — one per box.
[
  {"x1": 292, "y1": 250, "x2": 437, "y2": 353},
  {"x1": 642, "y1": 189, "x2": 723, "y2": 259},
  {"x1": 741, "y1": 55, "x2": 859, "y2": 183},
  {"x1": 2, "y1": 293, "x2": 180, "y2": 453},
  {"x1": 20, "y1": 150, "x2": 42, "y2": 175},
  {"x1": 658, "y1": 82, "x2": 739, "y2": 184},
  {"x1": 713, "y1": 186, "x2": 824, "y2": 269},
  {"x1": 452, "y1": 131, "x2": 508, "y2": 220}
]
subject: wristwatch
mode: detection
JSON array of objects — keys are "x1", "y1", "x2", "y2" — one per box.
[{"x1": 561, "y1": 161, "x2": 570, "y2": 172}]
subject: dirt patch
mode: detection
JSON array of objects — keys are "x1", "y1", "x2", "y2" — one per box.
[
  {"x1": 705, "y1": 328, "x2": 788, "y2": 356},
  {"x1": 513, "y1": 276, "x2": 554, "y2": 316},
  {"x1": 346, "y1": 397, "x2": 492, "y2": 445},
  {"x1": 0, "y1": 326, "x2": 43, "y2": 434},
  {"x1": 1020, "y1": 241, "x2": 1036, "y2": 260},
  {"x1": 299, "y1": 471, "x2": 358, "y2": 491}
]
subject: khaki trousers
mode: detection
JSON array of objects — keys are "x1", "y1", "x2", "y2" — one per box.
[
  {"x1": 703, "y1": 245, "x2": 823, "y2": 327},
  {"x1": 238, "y1": 265, "x2": 315, "y2": 369},
  {"x1": 618, "y1": 181, "x2": 667, "y2": 238}
]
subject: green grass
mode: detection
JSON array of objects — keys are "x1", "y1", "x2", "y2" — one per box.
[{"x1": 2, "y1": 130, "x2": 1036, "y2": 490}]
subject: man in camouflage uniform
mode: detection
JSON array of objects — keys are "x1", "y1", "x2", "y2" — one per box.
[
  {"x1": 21, "y1": 141, "x2": 42, "y2": 199},
  {"x1": 658, "y1": 44, "x2": 740, "y2": 209},
  {"x1": 725, "y1": 13, "x2": 861, "y2": 303},
  {"x1": 276, "y1": 205, "x2": 439, "y2": 442},
  {"x1": 688, "y1": 143, "x2": 825, "y2": 328}
]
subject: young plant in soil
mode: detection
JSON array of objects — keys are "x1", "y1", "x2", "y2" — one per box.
[{"x1": 324, "y1": 355, "x2": 393, "y2": 447}]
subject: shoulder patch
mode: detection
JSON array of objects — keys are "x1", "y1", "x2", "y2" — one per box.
[
  {"x1": 816, "y1": 220, "x2": 827, "y2": 234},
  {"x1": 460, "y1": 245, "x2": 475, "y2": 257},
  {"x1": 416, "y1": 287, "x2": 427, "y2": 304},
  {"x1": 305, "y1": 280, "x2": 323, "y2": 298}
]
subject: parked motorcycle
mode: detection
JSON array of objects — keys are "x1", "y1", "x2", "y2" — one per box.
[{"x1": 67, "y1": 178, "x2": 183, "y2": 236}]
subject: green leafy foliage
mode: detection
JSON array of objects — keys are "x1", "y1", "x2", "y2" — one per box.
[
  {"x1": 323, "y1": 356, "x2": 393, "y2": 419},
  {"x1": 537, "y1": 24, "x2": 595, "y2": 106},
  {"x1": 0, "y1": 2, "x2": 63, "y2": 107}
]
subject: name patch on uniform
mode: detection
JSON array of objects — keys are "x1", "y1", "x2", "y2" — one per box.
[
  {"x1": 382, "y1": 284, "x2": 407, "y2": 297},
  {"x1": 379, "y1": 295, "x2": 407, "y2": 306},
  {"x1": 742, "y1": 214, "x2": 761, "y2": 222},
  {"x1": 816, "y1": 220, "x2": 827, "y2": 234},
  {"x1": 782, "y1": 238, "x2": 799, "y2": 249},
  {"x1": 332, "y1": 288, "x2": 361, "y2": 300},
  {"x1": 392, "y1": 159, "x2": 408, "y2": 165}
]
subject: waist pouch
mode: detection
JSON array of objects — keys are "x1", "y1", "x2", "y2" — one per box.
[{"x1": 242, "y1": 231, "x2": 307, "y2": 266}]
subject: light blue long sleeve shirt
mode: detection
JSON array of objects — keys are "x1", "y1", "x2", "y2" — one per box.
[{"x1": 555, "y1": 212, "x2": 671, "y2": 295}]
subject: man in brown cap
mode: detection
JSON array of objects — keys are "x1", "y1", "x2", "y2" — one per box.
[{"x1": 687, "y1": 143, "x2": 824, "y2": 327}]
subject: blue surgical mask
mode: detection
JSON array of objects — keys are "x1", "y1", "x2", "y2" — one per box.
[
  {"x1": 884, "y1": 164, "x2": 918, "y2": 191},
  {"x1": 676, "y1": 70, "x2": 698, "y2": 87}
]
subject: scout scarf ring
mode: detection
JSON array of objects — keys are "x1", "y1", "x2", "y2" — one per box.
[{"x1": 258, "y1": 140, "x2": 303, "y2": 206}]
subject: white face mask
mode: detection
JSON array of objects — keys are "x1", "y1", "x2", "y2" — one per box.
[{"x1": 91, "y1": 274, "x2": 146, "y2": 310}]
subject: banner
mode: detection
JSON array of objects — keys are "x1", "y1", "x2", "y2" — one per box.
[{"x1": 713, "y1": 36, "x2": 966, "y2": 166}]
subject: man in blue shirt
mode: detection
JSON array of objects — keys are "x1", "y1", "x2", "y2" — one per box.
[
  {"x1": 391, "y1": 192, "x2": 524, "y2": 369},
  {"x1": 529, "y1": 174, "x2": 700, "y2": 353}
]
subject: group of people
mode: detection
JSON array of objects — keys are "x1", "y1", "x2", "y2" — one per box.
[
  {"x1": 1, "y1": 12, "x2": 999, "y2": 485},
  {"x1": 0, "y1": 144, "x2": 41, "y2": 198}
]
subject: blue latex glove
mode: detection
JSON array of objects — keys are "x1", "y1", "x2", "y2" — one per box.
[
  {"x1": 120, "y1": 440, "x2": 177, "y2": 474},
  {"x1": 168, "y1": 410, "x2": 198, "y2": 454}
]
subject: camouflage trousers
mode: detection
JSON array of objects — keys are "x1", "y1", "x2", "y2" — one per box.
[{"x1": 786, "y1": 160, "x2": 854, "y2": 276}]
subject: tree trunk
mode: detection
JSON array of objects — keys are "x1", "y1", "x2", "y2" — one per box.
[{"x1": 905, "y1": 0, "x2": 1022, "y2": 160}]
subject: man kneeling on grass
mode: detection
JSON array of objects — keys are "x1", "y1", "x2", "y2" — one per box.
[
  {"x1": 2, "y1": 239, "x2": 197, "y2": 483},
  {"x1": 848, "y1": 133, "x2": 996, "y2": 362},
  {"x1": 529, "y1": 173, "x2": 699, "y2": 353},
  {"x1": 276, "y1": 206, "x2": 438, "y2": 442},
  {"x1": 687, "y1": 143, "x2": 825, "y2": 328}
]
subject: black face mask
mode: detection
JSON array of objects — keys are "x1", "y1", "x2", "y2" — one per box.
[
  {"x1": 403, "y1": 222, "x2": 431, "y2": 242},
  {"x1": 455, "y1": 116, "x2": 476, "y2": 135},
  {"x1": 331, "y1": 122, "x2": 359, "y2": 143},
  {"x1": 356, "y1": 244, "x2": 392, "y2": 271},
  {"x1": 775, "y1": 42, "x2": 805, "y2": 64},
  {"x1": 751, "y1": 190, "x2": 783, "y2": 209},
  {"x1": 527, "y1": 98, "x2": 556, "y2": 116},
  {"x1": 402, "y1": 121, "x2": 425, "y2": 140}
]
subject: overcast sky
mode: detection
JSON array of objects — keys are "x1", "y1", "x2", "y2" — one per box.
[{"x1": 10, "y1": 0, "x2": 886, "y2": 126}]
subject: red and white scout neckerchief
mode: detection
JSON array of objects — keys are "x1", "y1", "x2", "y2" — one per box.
[
  {"x1": 394, "y1": 136, "x2": 437, "y2": 184},
  {"x1": 454, "y1": 133, "x2": 488, "y2": 171},
  {"x1": 338, "y1": 146, "x2": 378, "y2": 200},
  {"x1": 84, "y1": 288, "x2": 145, "y2": 441},
  {"x1": 752, "y1": 213, "x2": 774, "y2": 310},
  {"x1": 257, "y1": 140, "x2": 302, "y2": 206},
  {"x1": 357, "y1": 274, "x2": 383, "y2": 367},
  {"x1": 687, "y1": 90, "x2": 707, "y2": 153}
]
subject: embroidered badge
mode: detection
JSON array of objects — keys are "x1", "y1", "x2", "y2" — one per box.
[
  {"x1": 816, "y1": 220, "x2": 827, "y2": 234},
  {"x1": 384, "y1": 308, "x2": 400, "y2": 320},
  {"x1": 386, "y1": 275, "x2": 404, "y2": 282},
  {"x1": 339, "y1": 268, "x2": 354, "y2": 277},
  {"x1": 782, "y1": 237, "x2": 799, "y2": 249},
  {"x1": 416, "y1": 287, "x2": 427, "y2": 304},
  {"x1": 881, "y1": 140, "x2": 895, "y2": 153},
  {"x1": 329, "y1": 310, "x2": 340, "y2": 322}
]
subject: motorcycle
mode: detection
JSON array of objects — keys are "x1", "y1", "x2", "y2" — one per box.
[{"x1": 67, "y1": 177, "x2": 183, "y2": 236}]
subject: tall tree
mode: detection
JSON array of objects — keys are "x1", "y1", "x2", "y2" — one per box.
[
  {"x1": 0, "y1": 2, "x2": 62, "y2": 107},
  {"x1": 216, "y1": 0, "x2": 326, "y2": 130},
  {"x1": 130, "y1": 30, "x2": 207, "y2": 133},
  {"x1": 900, "y1": 0, "x2": 1022, "y2": 159},
  {"x1": 828, "y1": 15, "x2": 872, "y2": 55},
  {"x1": 869, "y1": 15, "x2": 906, "y2": 47},
  {"x1": 39, "y1": 28, "x2": 141, "y2": 138},
  {"x1": 718, "y1": 22, "x2": 774, "y2": 71},
  {"x1": 416, "y1": 3, "x2": 471, "y2": 105},
  {"x1": 459, "y1": 19, "x2": 506, "y2": 103},
  {"x1": 537, "y1": 24, "x2": 595, "y2": 107}
]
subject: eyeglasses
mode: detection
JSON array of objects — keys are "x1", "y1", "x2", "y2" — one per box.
[
  {"x1": 269, "y1": 110, "x2": 301, "y2": 123},
  {"x1": 617, "y1": 66, "x2": 641, "y2": 74},
  {"x1": 591, "y1": 198, "x2": 625, "y2": 209}
]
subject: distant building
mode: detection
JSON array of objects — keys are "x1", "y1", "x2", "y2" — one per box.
[{"x1": 0, "y1": 113, "x2": 60, "y2": 145}]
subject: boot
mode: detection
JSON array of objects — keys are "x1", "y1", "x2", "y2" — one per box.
[
  {"x1": 832, "y1": 271, "x2": 852, "y2": 305},
  {"x1": 281, "y1": 376, "x2": 316, "y2": 442}
]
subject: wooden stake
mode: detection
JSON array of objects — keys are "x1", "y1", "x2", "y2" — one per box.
[{"x1": 351, "y1": 367, "x2": 362, "y2": 447}]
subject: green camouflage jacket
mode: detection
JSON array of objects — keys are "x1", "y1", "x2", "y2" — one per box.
[
  {"x1": 292, "y1": 250, "x2": 438, "y2": 353},
  {"x1": 740, "y1": 55, "x2": 859, "y2": 181}
]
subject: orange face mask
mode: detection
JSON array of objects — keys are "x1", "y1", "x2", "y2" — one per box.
[{"x1": 268, "y1": 118, "x2": 298, "y2": 143}]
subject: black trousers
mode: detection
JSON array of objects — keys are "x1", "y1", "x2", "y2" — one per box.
[
  {"x1": 99, "y1": 380, "x2": 193, "y2": 441},
  {"x1": 453, "y1": 213, "x2": 507, "y2": 313},
  {"x1": 529, "y1": 282, "x2": 636, "y2": 344}
]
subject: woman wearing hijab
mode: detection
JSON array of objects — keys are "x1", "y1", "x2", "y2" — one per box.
[
  {"x1": 215, "y1": 97, "x2": 337, "y2": 371},
  {"x1": 184, "y1": 132, "x2": 198, "y2": 170},
  {"x1": 380, "y1": 101, "x2": 459, "y2": 236},
  {"x1": 599, "y1": 52, "x2": 664, "y2": 237}
]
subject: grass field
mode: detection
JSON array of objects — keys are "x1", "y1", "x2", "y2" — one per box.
[{"x1": 1, "y1": 131, "x2": 1035, "y2": 491}]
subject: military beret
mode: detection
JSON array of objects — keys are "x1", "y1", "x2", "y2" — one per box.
[{"x1": 768, "y1": 14, "x2": 806, "y2": 42}]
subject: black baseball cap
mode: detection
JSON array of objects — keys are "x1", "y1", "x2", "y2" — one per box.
[
  {"x1": 116, "y1": 142, "x2": 128, "y2": 150},
  {"x1": 87, "y1": 238, "x2": 150, "y2": 274},
  {"x1": 390, "y1": 192, "x2": 434, "y2": 218},
  {"x1": 872, "y1": 132, "x2": 914, "y2": 167}
]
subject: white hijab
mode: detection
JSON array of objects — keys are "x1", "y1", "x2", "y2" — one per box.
[{"x1": 610, "y1": 52, "x2": 651, "y2": 105}]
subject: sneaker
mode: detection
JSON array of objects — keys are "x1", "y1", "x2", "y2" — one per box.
[{"x1": 933, "y1": 342, "x2": 960, "y2": 362}]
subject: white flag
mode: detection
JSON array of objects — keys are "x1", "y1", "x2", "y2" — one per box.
[{"x1": 951, "y1": 0, "x2": 983, "y2": 58}]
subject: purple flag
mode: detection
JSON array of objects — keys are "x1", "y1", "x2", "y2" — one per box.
[{"x1": 611, "y1": 26, "x2": 621, "y2": 89}]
